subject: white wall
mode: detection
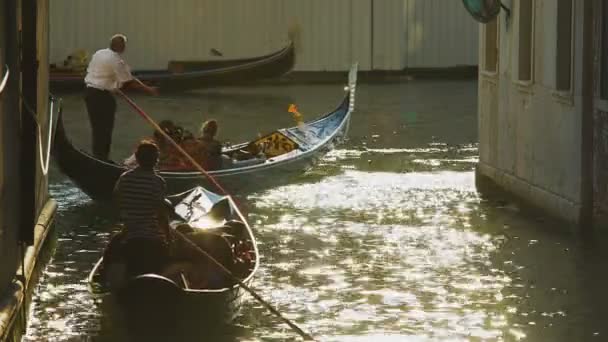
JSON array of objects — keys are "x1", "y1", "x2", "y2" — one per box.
[
  {"x1": 50, "y1": 0, "x2": 478, "y2": 71},
  {"x1": 477, "y1": 0, "x2": 585, "y2": 223},
  {"x1": 403, "y1": 0, "x2": 479, "y2": 68}
]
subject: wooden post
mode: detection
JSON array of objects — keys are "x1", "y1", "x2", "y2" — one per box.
[{"x1": 19, "y1": 0, "x2": 37, "y2": 245}]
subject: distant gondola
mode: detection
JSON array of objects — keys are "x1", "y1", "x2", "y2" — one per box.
[
  {"x1": 50, "y1": 41, "x2": 295, "y2": 92},
  {"x1": 89, "y1": 186, "x2": 259, "y2": 332},
  {"x1": 52, "y1": 64, "x2": 358, "y2": 201}
]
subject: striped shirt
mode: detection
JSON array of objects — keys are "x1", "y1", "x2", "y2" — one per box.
[{"x1": 114, "y1": 167, "x2": 167, "y2": 240}]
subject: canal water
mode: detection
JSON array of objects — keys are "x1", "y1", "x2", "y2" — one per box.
[{"x1": 24, "y1": 80, "x2": 608, "y2": 341}]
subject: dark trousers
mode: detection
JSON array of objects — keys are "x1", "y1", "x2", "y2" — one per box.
[
  {"x1": 84, "y1": 87, "x2": 116, "y2": 160},
  {"x1": 125, "y1": 237, "x2": 170, "y2": 276}
]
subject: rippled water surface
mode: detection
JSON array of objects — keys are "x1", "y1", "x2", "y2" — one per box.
[{"x1": 24, "y1": 81, "x2": 608, "y2": 341}]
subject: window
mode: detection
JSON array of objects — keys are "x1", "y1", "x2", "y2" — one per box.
[
  {"x1": 555, "y1": 0, "x2": 572, "y2": 91},
  {"x1": 518, "y1": 0, "x2": 533, "y2": 81},
  {"x1": 601, "y1": 1, "x2": 608, "y2": 99},
  {"x1": 484, "y1": 17, "x2": 498, "y2": 73}
]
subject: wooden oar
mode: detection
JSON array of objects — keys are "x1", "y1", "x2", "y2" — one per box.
[{"x1": 117, "y1": 90, "x2": 316, "y2": 342}]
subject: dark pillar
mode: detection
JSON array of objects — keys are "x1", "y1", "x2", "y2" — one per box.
[
  {"x1": 20, "y1": 0, "x2": 37, "y2": 245},
  {"x1": 580, "y1": 0, "x2": 595, "y2": 232}
]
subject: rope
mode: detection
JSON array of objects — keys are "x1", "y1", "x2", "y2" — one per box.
[
  {"x1": 37, "y1": 97, "x2": 59, "y2": 176},
  {"x1": 0, "y1": 65, "x2": 9, "y2": 94},
  {"x1": 117, "y1": 90, "x2": 316, "y2": 341},
  {"x1": 19, "y1": 94, "x2": 60, "y2": 176}
]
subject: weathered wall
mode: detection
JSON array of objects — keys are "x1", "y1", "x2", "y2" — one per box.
[
  {"x1": 0, "y1": 0, "x2": 56, "y2": 338},
  {"x1": 0, "y1": 0, "x2": 24, "y2": 299},
  {"x1": 477, "y1": 0, "x2": 584, "y2": 223},
  {"x1": 402, "y1": 0, "x2": 479, "y2": 69},
  {"x1": 593, "y1": 0, "x2": 608, "y2": 221},
  {"x1": 594, "y1": 110, "x2": 608, "y2": 217},
  {"x1": 49, "y1": 0, "x2": 478, "y2": 71},
  {"x1": 0, "y1": 0, "x2": 53, "y2": 336}
]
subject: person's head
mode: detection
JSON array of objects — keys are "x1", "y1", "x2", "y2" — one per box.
[
  {"x1": 159, "y1": 120, "x2": 175, "y2": 131},
  {"x1": 200, "y1": 120, "x2": 218, "y2": 138},
  {"x1": 156, "y1": 120, "x2": 175, "y2": 136},
  {"x1": 135, "y1": 140, "x2": 159, "y2": 169},
  {"x1": 154, "y1": 120, "x2": 177, "y2": 144},
  {"x1": 109, "y1": 34, "x2": 127, "y2": 54}
]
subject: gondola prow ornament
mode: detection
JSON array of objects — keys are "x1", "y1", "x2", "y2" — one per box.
[{"x1": 288, "y1": 104, "x2": 305, "y2": 128}]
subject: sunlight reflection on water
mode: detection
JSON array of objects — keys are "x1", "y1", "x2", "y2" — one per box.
[
  {"x1": 27, "y1": 145, "x2": 511, "y2": 341},
  {"x1": 247, "y1": 167, "x2": 514, "y2": 341},
  {"x1": 26, "y1": 82, "x2": 606, "y2": 341}
]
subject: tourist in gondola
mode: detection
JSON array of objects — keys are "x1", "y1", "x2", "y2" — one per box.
[
  {"x1": 124, "y1": 119, "x2": 229, "y2": 171},
  {"x1": 153, "y1": 120, "x2": 190, "y2": 169},
  {"x1": 113, "y1": 140, "x2": 170, "y2": 276},
  {"x1": 194, "y1": 119, "x2": 224, "y2": 170},
  {"x1": 84, "y1": 34, "x2": 159, "y2": 161},
  {"x1": 124, "y1": 120, "x2": 192, "y2": 170}
]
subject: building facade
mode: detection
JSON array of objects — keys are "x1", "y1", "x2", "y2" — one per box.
[
  {"x1": 0, "y1": 0, "x2": 57, "y2": 340},
  {"x1": 49, "y1": 0, "x2": 478, "y2": 72},
  {"x1": 592, "y1": 0, "x2": 608, "y2": 224},
  {"x1": 476, "y1": 0, "x2": 606, "y2": 227}
]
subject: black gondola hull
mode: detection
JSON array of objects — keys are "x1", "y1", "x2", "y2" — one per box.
[
  {"x1": 50, "y1": 42, "x2": 295, "y2": 92},
  {"x1": 52, "y1": 64, "x2": 357, "y2": 201},
  {"x1": 90, "y1": 187, "x2": 260, "y2": 335}
]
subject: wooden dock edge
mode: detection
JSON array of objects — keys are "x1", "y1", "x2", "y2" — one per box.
[{"x1": 0, "y1": 198, "x2": 58, "y2": 341}]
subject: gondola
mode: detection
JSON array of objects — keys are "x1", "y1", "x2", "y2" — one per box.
[
  {"x1": 50, "y1": 41, "x2": 295, "y2": 92},
  {"x1": 89, "y1": 186, "x2": 259, "y2": 333},
  {"x1": 52, "y1": 64, "x2": 358, "y2": 201}
]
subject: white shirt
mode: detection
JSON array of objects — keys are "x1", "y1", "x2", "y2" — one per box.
[{"x1": 84, "y1": 48, "x2": 133, "y2": 91}]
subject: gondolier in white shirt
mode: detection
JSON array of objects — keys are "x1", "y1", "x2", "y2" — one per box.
[{"x1": 84, "y1": 33, "x2": 158, "y2": 161}]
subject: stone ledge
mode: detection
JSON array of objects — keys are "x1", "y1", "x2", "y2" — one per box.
[
  {"x1": 0, "y1": 281, "x2": 23, "y2": 342},
  {"x1": 476, "y1": 162, "x2": 581, "y2": 225},
  {"x1": 0, "y1": 198, "x2": 57, "y2": 341}
]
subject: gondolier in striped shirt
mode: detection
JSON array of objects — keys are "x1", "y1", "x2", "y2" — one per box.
[
  {"x1": 84, "y1": 34, "x2": 158, "y2": 161},
  {"x1": 114, "y1": 140, "x2": 170, "y2": 276}
]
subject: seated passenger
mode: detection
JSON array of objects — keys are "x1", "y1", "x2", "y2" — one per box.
[
  {"x1": 124, "y1": 120, "x2": 228, "y2": 171},
  {"x1": 123, "y1": 120, "x2": 187, "y2": 170},
  {"x1": 155, "y1": 121, "x2": 189, "y2": 170},
  {"x1": 181, "y1": 134, "x2": 203, "y2": 167},
  {"x1": 195, "y1": 120, "x2": 224, "y2": 171}
]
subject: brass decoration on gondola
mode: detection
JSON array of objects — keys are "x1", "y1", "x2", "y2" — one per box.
[{"x1": 251, "y1": 131, "x2": 299, "y2": 158}]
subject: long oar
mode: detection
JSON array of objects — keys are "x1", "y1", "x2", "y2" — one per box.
[{"x1": 117, "y1": 90, "x2": 316, "y2": 342}]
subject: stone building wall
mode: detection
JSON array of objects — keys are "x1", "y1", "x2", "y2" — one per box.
[{"x1": 476, "y1": 0, "x2": 588, "y2": 224}]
